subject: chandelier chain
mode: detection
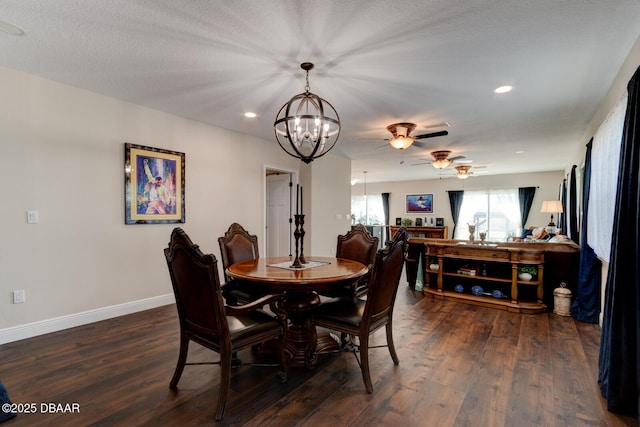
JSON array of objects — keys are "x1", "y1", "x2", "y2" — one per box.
[{"x1": 305, "y1": 70, "x2": 310, "y2": 93}]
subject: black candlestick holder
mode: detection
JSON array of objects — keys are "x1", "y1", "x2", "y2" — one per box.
[
  {"x1": 298, "y1": 215, "x2": 307, "y2": 265},
  {"x1": 291, "y1": 214, "x2": 307, "y2": 268}
]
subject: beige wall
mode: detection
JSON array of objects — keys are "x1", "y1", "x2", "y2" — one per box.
[
  {"x1": 308, "y1": 155, "x2": 353, "y2": 256},
  {"x1": 353, "y1": 171, "x2": 564, "y2": 233},
  {"x1": 0, "y1": 66, "x2": 351, "y2": 339}
]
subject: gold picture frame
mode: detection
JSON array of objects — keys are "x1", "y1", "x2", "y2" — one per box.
[{"x1": 124, "y1": 143, "x2": 185, "y2": 224}]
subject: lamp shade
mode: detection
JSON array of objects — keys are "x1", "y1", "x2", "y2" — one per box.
[
  {"x1": 541, "y1": 200, "x2": 563, "y2": 228},
  {"x1": 540, "y1": 200, "x2": 563, "y2": 214}
]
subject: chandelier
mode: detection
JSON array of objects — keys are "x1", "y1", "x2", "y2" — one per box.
[{"x1": 274, "y1": 63, "x2": 341, "y2": 163}]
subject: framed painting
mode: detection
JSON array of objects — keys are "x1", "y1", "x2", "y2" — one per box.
[
  {"x1": 124, "y1": 143, "x2": 185, "y2": 224},
  {"x1": 406, "y1": 194, "x2": 433, "y2": 214}
]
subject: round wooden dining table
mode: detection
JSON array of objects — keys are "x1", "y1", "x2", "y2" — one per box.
[{"x1": 226, "y1": 256, "x2": 368, "y2": 368}]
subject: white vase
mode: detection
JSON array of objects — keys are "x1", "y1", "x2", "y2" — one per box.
[{"x1": 518, "y1": 272, "x2": 532, "y2": 281}]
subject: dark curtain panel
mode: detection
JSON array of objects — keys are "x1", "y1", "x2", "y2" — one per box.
[
  {"x1": 518, "y1": 186, "x2": 536, "y2": 228},
  {"x1": 598, "y1": 66, "x2": 640, "y2": 415},
  {"x1": 448, "y1": 191, "x2": 464, "y2": 236},
  {"x1": 571, "y1": 139, "x2": 600, "y2": 323},
  {"x1": 381, "y1": 192, "x2": 390, "y2": 243},
  {"x1": 559, "y1": 179, "x2": 567, "y2": 234},
  {"x1": 569, "y1": 165, "x2": 579, "y2": 243}
]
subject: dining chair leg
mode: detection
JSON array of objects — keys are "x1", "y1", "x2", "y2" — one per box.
[
  {"x1": 359, "y1": 334, "x2": 374, "y2": 393},
  {"x1": 169, "y1": 336, "x2": 189, "y2": 388},
  {"x1": 277, "y1": 333, "x2": 289, "y2": 383},
  {"x1": 385, "y1": 322, "x2": 399, "y2": 365},
  {"x1": 215, "y1": 353, "x2": 232, "y2": 421}
]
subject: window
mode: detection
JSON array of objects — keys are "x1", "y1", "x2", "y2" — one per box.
[
  {"x1": 351, "y1": 194, "x2": 384, "y2": 225},
  {"x1": 453, "y1": 189, "x2": 521, "y2": 241}
]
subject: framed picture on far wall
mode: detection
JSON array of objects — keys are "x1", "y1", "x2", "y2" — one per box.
[
  {"x1": 124, "y1": 143, "x2": 185, "y2": 224},
  {"x1": 406, "y1": 194, "x2": 433, "y2": 214}
]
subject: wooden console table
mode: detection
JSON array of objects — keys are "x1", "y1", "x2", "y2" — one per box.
[
  {"x1": 421, "y1": 240, "x2": 546, "y2": 314},
  {"x1": 390, "y1": 225, "x2": 448, "y2": 239}
]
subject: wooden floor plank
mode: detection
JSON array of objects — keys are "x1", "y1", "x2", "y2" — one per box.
[{"x1": 0, "y1": 284, "x2": 635, "y2": 426}]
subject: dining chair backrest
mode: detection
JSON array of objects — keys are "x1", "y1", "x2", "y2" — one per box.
[
  {"x1": 165, "y1": 227, "x2": 228, "y2": 344},
  {"x1": 363, "y1": 227, "x2": 407, "y2": 326},
  {"x1": 218, "y1": 223, "x2": 259, "y2": 283},
  {"x1": 330, "y1": 224, "x2": 379, "y2": 298},
  {"x1": 336, "y1": 224, "x2": 379, "y2": 269}
]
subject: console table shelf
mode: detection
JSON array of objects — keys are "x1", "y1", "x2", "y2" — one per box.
[{"x1": 423, "y1": 241, "x2": 546, "y2": 314}]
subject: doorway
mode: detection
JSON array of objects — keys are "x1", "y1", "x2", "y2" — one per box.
[{"x1": 265, "y1": 169, "x2": 295, "y2": 257}]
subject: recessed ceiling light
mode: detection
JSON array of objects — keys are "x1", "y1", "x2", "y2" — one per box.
[
  {"x1": 244, "y1": 112, "x2": 257, "y2": 118},
  {"x1": 0, "y1": 21, "x2": 26, "y2": 36},
  {"x1": 494, "y1": 85, "x2": 512, "y2": 94}
]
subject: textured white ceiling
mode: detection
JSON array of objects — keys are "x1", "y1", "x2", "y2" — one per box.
[{"x1": 2, "y1": 0, "x2": 640, "y2": 183}]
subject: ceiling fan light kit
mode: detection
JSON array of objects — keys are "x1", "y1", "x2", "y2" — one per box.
[
  {"x1": 386, "y1": 122, "x2": 416, "y2": 150},
  {"x1": 455, "y1": 165, "x2": 471, "y2": 179},
  {"x1": 274, "y1": 62, "x2": 341, "y2": 163},
  {"x1": 389, "y1": 135, "x2": 415, "y2": 149},
  {"x1": 430, "y1": 150, "x2": 453, "y2": 169},
  {"x1": 385, "y1": 122, "x2": 448, "y2": 150}
]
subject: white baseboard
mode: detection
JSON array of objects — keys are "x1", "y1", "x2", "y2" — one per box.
[{"x1": 0, "y1": 294, "x2": 175, "y2": 345}]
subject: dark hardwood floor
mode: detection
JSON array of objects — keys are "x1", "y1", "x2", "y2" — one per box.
[{"x1": 1, "y1": 284, "x2": 636, "y2": 426}]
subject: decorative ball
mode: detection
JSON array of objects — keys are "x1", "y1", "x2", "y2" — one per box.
[
  {"x1": 471, "y1": 285, "x2": 484, "y2": 296},
  {"x1": 454, "y1": 284, "x2": 464, "y2": 293},
  {"x1": 492, "y1": 290, "x2": 504, "y2": 299}
]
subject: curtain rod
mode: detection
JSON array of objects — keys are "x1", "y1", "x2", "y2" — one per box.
[{"x1": 446, "y1": 186, "x2": 539, "y2": 192}]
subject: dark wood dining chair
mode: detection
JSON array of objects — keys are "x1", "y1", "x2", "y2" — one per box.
[
  {"x1": 218, "y1": 222, "x2": 269, "y2": 305},
  {"x1": 313, "y1": 227, "x2": 407, "y2": 393},
  {"x1": 164, "y1": 227, "x2": 288, "y2": 421},
  {"x1": 318, "y1": 224, "x2": 379, "y2": 298}
]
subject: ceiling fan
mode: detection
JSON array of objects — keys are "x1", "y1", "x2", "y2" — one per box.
[
  {"x1": 441, "y1": 164, "x2": 487, "y2": 179},
  {"x1": 385, "y1": 122, "x2": 449, "y2": 150},
  {"x1": 412, "y1": 150, "x2": 465, "y2": 169},
  {"x1": 454, "y1": 165, "x2": 473, "y2": 179}
]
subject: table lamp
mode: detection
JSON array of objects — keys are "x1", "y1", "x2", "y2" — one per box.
[{"x1": 541, "y1": 200, "x2": 563, "y2": 234}]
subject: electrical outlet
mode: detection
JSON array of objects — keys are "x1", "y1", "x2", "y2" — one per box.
[{"x1": 13, "y1": 290, "x2": 25, "y2": 304}]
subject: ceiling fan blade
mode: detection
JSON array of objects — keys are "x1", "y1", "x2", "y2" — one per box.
[
  {"x1": 414, "y1": 130, "x2": 449, "y2": 140},
  {"x1": 411, "y1": 162, "x2": 431, "y2": 166},
  {"x1": 449, "y1": 155, "x2": 466, "y2": 162},
  {"x1": 423, "y1": 121, "x2": 451, "y2": 130}
]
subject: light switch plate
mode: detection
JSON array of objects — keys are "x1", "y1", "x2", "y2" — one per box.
[{"x1": 27, "y1": 210, "x2": 38, "y2": 224}]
